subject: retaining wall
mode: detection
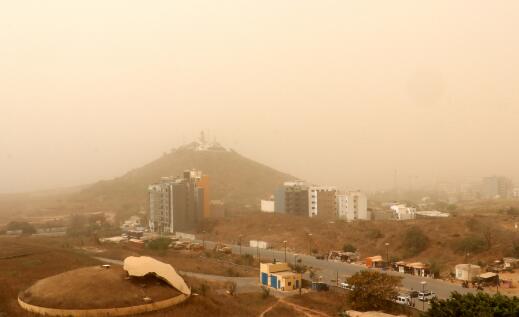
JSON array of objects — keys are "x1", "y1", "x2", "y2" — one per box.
[{"x1": 18, "y1": 293, "x2": 189, "y2": 317}]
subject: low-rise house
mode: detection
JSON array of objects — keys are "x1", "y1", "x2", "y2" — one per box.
[
  {"x1": 393, "y1": 261, "x2": 432, "y2": 277},
  {"x1": 365, "y1": 255, "x2": 386, "y2": 268},
  {"x1": 455, "y1": 264, "x2": 481, "y2": 281},
  {"x1": 477, "y1": 272, "x2": 499, "y2": 286},
  {"x1": 390, "y1": 204, "x2": 416, "y2": 220},
  {"x1": 260, "y1": 262, "x2": 302, "y2": 291},
  {"x1": 407, "y1": 262, "x2": 431, "y2": 277}
]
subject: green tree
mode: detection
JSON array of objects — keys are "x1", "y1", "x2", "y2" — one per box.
[
  {"x1": 402, "y1": 226, "x2": 429, "y2": 257},
  {"x1": 342, "y1": 243, "x2": 357, "y2": 252},
  {"x1": 347, "y1": 270, "x2": 402, "y2": 311},
  {"x1": 423, "y1": 292, "x2": 519, "y2": 317}
]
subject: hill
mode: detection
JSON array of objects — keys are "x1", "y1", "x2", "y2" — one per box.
[
  {"x1": 79, "y1": 146, "x2": 292, "y2": 212},
  {"x1": 16, "y1": 144, "x2": 290, "y2": 220}
]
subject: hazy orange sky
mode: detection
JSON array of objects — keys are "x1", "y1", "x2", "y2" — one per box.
[{"x1": 1, "y1": 1, "x2": 518, "y2": 193}]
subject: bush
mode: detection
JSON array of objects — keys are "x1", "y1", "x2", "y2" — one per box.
[
  {"x1": 342, "y1": 243, "x2": 357, "y2": 252},
  {"x1": 147, "y1": 238, "x2": 172, "y2": 251},
  {"x1": 424, "y1": 292, "x2": 519, "y2": 317},
  {"x1": 454, "y1": 236, "x2": 486, "y2": 254},
  {"x1": 225, "y1": 281, "x2": 237, "y2": 296},
  {"x1": 261, "y1": 286, "x2": 271, "y2": 299},
  {"x1": 366, "y1": 228, "x2": 384, "y2": 239},
  {"x1": 6, "y1": 221, "x2": 36, "y2": 234},
  {"x1": 402, "y1": 226, "x2": 428, "y2": 257}
]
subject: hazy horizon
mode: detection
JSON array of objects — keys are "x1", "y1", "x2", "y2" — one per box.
[{"x1": 1, "y1": 1, "x2": 519, "y2": 194}]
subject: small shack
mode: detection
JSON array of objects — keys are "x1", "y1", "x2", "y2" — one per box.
[
  {"x1": 477, "y1": 272, "x2": 499, "y2": 286},
  {"x1": 365, "y1": 255, "x2": 386, "y2": 268},
  {"x1": 455, "y1": 264, "x2": 481, "y2": 281}
]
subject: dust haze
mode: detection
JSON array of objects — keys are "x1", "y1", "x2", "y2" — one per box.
[{"x1": 1, "y1": 1, "x2": 518, "y2": 193}]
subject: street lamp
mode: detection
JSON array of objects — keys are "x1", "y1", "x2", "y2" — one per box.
[
  {"x1": 239, "y1": 234, "x2": 243, "y2": 256},
  {"x1": 307, "y1": 233, "x2": 313, "y2": 255},
  {"x1": 385, "y1": 242, "x2": 390, "y2": 268},
  {"x1": 283, "y1": 240, "x2": 287, "y2": 262},
  {"x1": 421, "y1": 281, "x2": 427, "y2": 311}
]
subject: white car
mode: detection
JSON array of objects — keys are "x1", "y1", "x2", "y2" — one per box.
[
  {"x1": 418, "y1": 291, "x2": 437, "y2": 301},
  {"x1": 394, "y1": 295, "x2": 412, "y2": 306},
  {"x1": 340, "y1": 282, "x2": 355, "y2": 291}
]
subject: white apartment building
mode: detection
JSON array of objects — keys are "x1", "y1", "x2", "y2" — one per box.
[
  {"x1": 336, "y1": 191, "x2": 369, "y2": 221},
  {"x1": 390, "y1": 204, "x2": 416, "y2": 220}
]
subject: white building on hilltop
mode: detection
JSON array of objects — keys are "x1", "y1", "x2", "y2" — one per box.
[
  {"x1": 390, "y1": 204, "x2": 416, "y2": 220},
  {"x1": 336, "y1": 191, "x2": 369, "y2": 221}
]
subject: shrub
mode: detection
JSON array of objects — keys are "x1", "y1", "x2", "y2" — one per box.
[
  {"x1": 402, "y1": 226, "x2": 429, "y2": 257},
  {"x1": 261, "y1": 286, "x2": 271, "y2": 299},
  {"x1": 226, "y1": 281, "x2": 237, "y2": 296},
  {"x1": 6, "y1": 221, "x2": 36, "y2": 234},
  {"x1": 147, "y1": 238, "x2": 171, "y2": 251},
  {"x1": 366, "y1": 228, "x2": 384, "y2": 239},
  {"x1": 454, "y1": 236, "x2": 486, "y2": 254},
  {"x1": 342, "y1": 243, "x2": 357, "y2": 252}
]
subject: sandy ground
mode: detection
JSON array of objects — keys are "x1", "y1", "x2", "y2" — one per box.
[{"x1": 20, "y1": 266, "x2": 181, "y2": 309}]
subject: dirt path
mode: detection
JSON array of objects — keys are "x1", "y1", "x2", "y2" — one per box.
[{"x1": 258, "y1": 298, "x2": 329, "y2": 317}]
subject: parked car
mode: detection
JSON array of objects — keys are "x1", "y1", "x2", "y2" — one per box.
[
  {"x1": 418, "y1": 291, "x2": 437, "y2": 301},
  {"x1": 394, "y1": 295, "x2": 412, "y2": 306},
  {"x1": 339, "y1": 282, "x2": 355, "y2": 291},
  {"x1": 315, "y1": 254, "x2": 325, "y2": 260}
]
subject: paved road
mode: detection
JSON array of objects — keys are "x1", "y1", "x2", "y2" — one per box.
[{"x1": 197, "y1": 240, "x2": 474, "y2": 303}]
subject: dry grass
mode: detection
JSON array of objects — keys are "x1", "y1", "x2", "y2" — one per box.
[
  {"x1": 263, "y1": 302, "x2": 305, "y2": 317},
  {"x1": 285, "y1": 291, "x2": 350, "y2": 316},
  {"x1": 0, "y1": 236, "x2": 267, "y2": 316},
  {"x1": 202, "y1": 212, "x2": 519, "y2": 275}
]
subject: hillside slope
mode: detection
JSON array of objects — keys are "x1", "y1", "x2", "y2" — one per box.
[{"x1": 75, "y1": 147, "x2": 294, "y2": 214}]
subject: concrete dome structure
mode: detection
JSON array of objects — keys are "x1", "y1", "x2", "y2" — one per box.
[{"x1": 19, "y1": 257, "x2": 190, "y2": 317}]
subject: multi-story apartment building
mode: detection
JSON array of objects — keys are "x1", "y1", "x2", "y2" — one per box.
[
  {"x1": 148, "y1": 170, "x2": 210, "y2": 233},
  {"x1": 309, "y1": 186, "x2": 337, "y2": 218},
  {"x1": 336, "y1": 191, "x2": 369, "y2": 221},
  {"x1": 275, "y1": 181, "x2": 337, "y2": 219},
  {"x1": 481, "y1": 176, "x2": 513, "y2": 199}
]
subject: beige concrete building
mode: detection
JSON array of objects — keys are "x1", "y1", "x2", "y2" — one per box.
[{"x1": 260, "y1": 262, "x2": 301, "y2": 291}]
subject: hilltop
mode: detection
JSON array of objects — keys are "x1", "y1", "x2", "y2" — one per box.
[{"x1": 0, "y1": 143, "x2": 294, "y2": 221}]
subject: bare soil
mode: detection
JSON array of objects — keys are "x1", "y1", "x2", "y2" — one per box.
[{"x1": 20, "y1": 266, "x2": 181, "y2": 309}]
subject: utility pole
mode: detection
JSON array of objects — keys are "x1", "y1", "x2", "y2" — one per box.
[
  {"x1": 283, "y1": 240, "x2": 287, "y2": 262},
  {"x1": 307, "y1": 233, "x2": 313, "y2": 255},
  {"x1": 421, "y1": 281, "x2": 427, "y2": 311},
  {"x1": 385, "y1": 242, "x2": 390, "y2": 268}
]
